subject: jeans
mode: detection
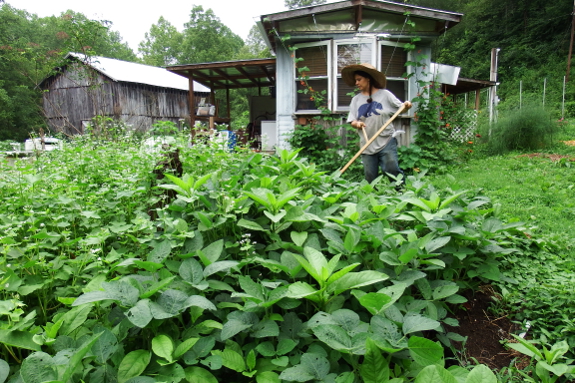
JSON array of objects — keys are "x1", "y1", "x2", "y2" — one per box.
[{"x1": 361, "y1": 138, "x2": 404, "y2": 184}]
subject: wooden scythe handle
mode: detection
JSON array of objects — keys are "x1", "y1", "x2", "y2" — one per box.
[{"x1": 340, "y1": 104, "x2": 406, "y2": 174}]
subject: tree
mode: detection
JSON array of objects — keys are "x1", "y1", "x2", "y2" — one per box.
[
  {"x1": 285, "y1": 0, "x2": 327, "y2": 10},
  {"x1": 139, "y1": 16, "x2": 183, "y2": 67},
  {"x1": 180, "y1": 5, "x2": 244, "y2": 64},
  {"x1": 236, "y1": 25, "x2": 271, "y2": 59}
]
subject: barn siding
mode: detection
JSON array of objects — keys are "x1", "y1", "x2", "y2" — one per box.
[{"x1": 42, "y1": 65, "x2": 206, "y2": 135}]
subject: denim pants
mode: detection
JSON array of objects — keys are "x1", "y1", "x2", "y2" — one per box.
[{"x1": 361, "y1": 138, "x2": 404, "y2": 183}]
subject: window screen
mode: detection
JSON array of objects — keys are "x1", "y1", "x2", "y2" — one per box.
[{"x1": 380, "y1": 45, "x2": 407, "y2": 78}]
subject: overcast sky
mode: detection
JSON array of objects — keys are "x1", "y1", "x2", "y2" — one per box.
[{"x1": 8, "y1": 0, "x2": 299, "y2": 51}]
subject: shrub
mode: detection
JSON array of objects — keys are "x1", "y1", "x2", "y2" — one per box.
[{"x1": 479, "y1": 103, "x2": 558, "y2": 155}]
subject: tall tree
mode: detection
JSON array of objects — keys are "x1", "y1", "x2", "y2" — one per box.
[
  {"x1": 180, "y1": 5, "x2": 244, "y2": 64},
  {"x1": 236, "y1": 25, "x2": 272, "y2": 59},
  {"x1": 139, "y1": 16, "x2": 183, "y2": 67},
  {"x1": 285, "y1": 0, "x2": 327, "y2": 10}
]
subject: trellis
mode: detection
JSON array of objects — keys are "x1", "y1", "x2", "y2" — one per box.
[{"x1": 448, "y1": 109, "x2": 478, "y2": 142}]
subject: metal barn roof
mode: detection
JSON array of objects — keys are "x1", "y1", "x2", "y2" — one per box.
[{"x1": 67, "y1": 53, "x2": 210, "y2": 93}]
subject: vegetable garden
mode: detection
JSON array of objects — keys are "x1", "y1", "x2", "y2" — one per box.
[{"x1": 1, "y1": 127, "x2": 572, "y2": 383}]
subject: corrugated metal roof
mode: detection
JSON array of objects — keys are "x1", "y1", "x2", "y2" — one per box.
[{"x1": 67, "y1": 53, "x2": 210, "y2": 93}]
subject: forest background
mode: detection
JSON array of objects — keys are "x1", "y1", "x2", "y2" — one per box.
[{"x1": 0, "y1": 0, "x2": 574, "y2": 141}]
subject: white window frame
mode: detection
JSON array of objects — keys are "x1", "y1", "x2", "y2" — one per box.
[
  {"x1": 333, "y1": 38, "x2": 378, "y2": 113},
  {"x1": 378, "y1": 40, "x2": 411, "y2": 103},
  {"x1": 293, "y1": 41, "x2": 332, "y2": 114}
]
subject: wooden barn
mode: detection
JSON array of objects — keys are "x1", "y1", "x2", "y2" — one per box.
[{"x1": 41, "y1": 53, "x2": 210, "y2": 135}]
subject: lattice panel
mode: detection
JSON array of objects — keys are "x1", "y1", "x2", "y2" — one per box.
[{"x1": 448, "y1": 110, "x2": 478, "y2": 142}]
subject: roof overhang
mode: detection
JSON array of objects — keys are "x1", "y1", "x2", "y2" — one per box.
[
  {"x1": 166, "y1": 58, "x2": 276, "y2": 91},
  {"x1": 443, "y1": 78, "x2": 497, "y2": 95},
  {"x1": 259, "y1": 0, "x2": 463, "y2": 53}
]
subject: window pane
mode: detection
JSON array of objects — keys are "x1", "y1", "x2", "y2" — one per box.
[
  {"x1": 381, "y1": 45, "x2": 407, "y2": 78},
  {"x1": 296, "y1": 79, "x2": 328, "y2": 110},
  {"x1": 386, "y1": 80, "x2": 406, "y2": 102},
  {"x1": 337, "y1": 43, "x2": 373, "y2": 73},
  {"x1": 337, "y1": 78, "x2": 356, "y2": 109},
  {"x1": 295, "y1": 46, "x2": 328, "y2": 77}
]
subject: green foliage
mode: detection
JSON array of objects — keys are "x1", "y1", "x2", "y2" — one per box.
[
  {"x1": 478, "y1": 103, "x2": 558, "y2": 155},
  {"x1": 284, "y1": 0, "x2": 327, "y2": 10},
  {"x1": 0, "y1": 134, "x2": 554, "y2": 381},
  {"x1": 138, "y1": 16, "x2": 184, "y2": 67}
]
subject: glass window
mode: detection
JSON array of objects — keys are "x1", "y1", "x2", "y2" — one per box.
[
  {"x1": 295, "y1": 43, "x2": 330, "y2": 112},
  {"x1": 293, "y1": 39, "x2": 410, "y2": 113}
]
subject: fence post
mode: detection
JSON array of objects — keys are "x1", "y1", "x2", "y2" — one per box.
[{"x1": 543, "y1": 78, "x2": 546, "y2": 107}]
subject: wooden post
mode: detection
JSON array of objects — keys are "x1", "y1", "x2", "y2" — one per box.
[{"x1": 188, "y1": 76, "x2": 196, "y2": 140}]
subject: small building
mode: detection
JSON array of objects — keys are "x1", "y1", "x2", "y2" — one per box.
[
  {"x1": 168, "y1": 0, "x2": 495, "y2": 150},
  {"x1": 41, "y1": 53, "x2": 210, "y2": 135}
]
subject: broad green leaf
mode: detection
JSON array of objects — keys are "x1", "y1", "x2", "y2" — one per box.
[
  {"x1": 424, "y1": 236, "x2": 451, "y2": 253},
  {"x1": 238, "y1": 276, "x2": 265, "y2": 302},
  {"x1": 246, "y1": 349, "x2": 256, "y2": 371},
  {"x1": 91, "y1": 328, "x2": 118, "y2": 364},
  {"x1": 290, "y1": 231, "x2": 308, "y2": 247},
  {"x1": 439, "y1": 190, "x2": 468, "y2": 209},
  {"x1": 402, "y1": 313, "x2": 441, "y2": 335},
  {"x1": 256, "y1": 371, "x2": 281, "y2": 383},
  {"x1": 152, "y1": 334, "x2": 174, "y2": 362},
  {"x1": 0, "y1": 329, "x2": 41, "y2": 351},
  {"x1": 126, "y1": 299, "x2": 153, "y2": 328},
  {"x1": 238, "y1": 218, "x2": 266, "y2": 231},
  {"x1": 0, "y1": 358, "x2": 9, "y2": 383},
  {"x1": 174, "y1": 338, "x2": 200, "y2": 359},
  {"x1": 202, "y1": 239, "x2": 224, "y2": 264},
  {"x1": 358, "y1": 293, "x2": 392, "y2": 315},
  {"x1": 264, "y1": 210, "x2": 286, "y2": 223},
  {"x1": 326, "y1": 262, "x2": 361, "y2": 285},
  {"x1": 102, "y1": 280, "x2": 140, "y2": 307},
  {"x1": 184, "y1": 295, "x2": 217, "y2": 311},
  {"x1": 408, "y1": 336, "x2": 444, "y2": 367},
  {"x1": 147, "y1": 240, "x2": 172, "y2": 264},
  {"x1": 415, "y1": 365, "x2": 457, "y2": 383},
  {"x1": 360, "y1": 338, "x2": 389, "y2": 383},
  {"x1": 508, "y1": 334, "x2": 544, "y2": 360},
  {"x1": 203, "y1": 261, "x2": 239, "y2": 277},
  {"x1": 61, "y1": 333, "x2": 102, "y2": 383},
  {"x1": 312, "y1": 325, "x2": 352, "y2": 351},
  {"x1": 287, "y1": 282, "x2": 319, "y2": 300},
  {"x1": 140, "y1": 276, "x2": 176, "y2": 299},
  {"x1": 118, "y1": 350, "x2": 151, "y2": 383},
  {"x1": 184, "y1": 367, "x2": 218, "y2": 383},
  {"x1": 303, "y1": 247, "x2": 328, "y2": 280},
  {"x1": 20, "y1": 352, "x2": 57, "y2": 383},
  {"x1": 398, "y1": 248, "x2": 418, "y2": 264},
  {"x1": 59, "y1": 304, "x2": 93, "y2": 336},
  {"x1": 133, "y1": 260, "x2": 163, "y2": 272},
  {"x1": 72, "y1": 291, "x2": 112, "y2": 306},
  {"x1": 277, "y1": 338, "x2": 297, "y2": 355},
  {"x1": 179, "y1": 258, "x2": 204, "y2": 284},
  {"x1": 328, "y1": 271, "x2": 389, "y2": 295},
  {"x1": 279, "y1": 353, "x2": 329, "y2": 382},
  {"x1": 538, "y1": 361, "x2": 570, "y2": 377},
  {"x1": 256, "y1": 342, "x2": 276, "y2": 357},
  {"x1": 465, "y1": 364, "x2": 497, "y2": 383},
  {"x1": 432, "y1": 285, "x2": 459, "y2": 301},
  {"x1": 212, "y1": 349, "x2": 246, "y2": 372}
]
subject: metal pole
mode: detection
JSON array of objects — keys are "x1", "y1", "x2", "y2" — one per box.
[
  {"x1": 489, "y1": 48, "x2": 500, "y2": 133},
  {"x1": 567, "y1": 0, "x2": 575, "y2": 82}
]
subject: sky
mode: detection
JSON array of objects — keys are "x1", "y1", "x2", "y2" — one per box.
[{"x1": 7, "y1": 0, "x2": 295, "y2": 51}]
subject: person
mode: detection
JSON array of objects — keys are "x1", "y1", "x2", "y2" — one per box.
[{"x1": 342, "y1": 63, "x2": 412, "y2": 184}]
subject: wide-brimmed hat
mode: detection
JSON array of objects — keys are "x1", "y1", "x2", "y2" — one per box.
[{"x1": 341, "y1": 63, "x2": 386, "y2": 89}]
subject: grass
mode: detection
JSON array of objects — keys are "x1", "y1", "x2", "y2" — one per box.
[{"x1": 426, "y1": 122, "x2": 575, "y2": 356}]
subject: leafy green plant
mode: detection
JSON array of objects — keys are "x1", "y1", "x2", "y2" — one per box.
[{"x1": 506, "y1": 334, "x2": 575, "y2": 383}]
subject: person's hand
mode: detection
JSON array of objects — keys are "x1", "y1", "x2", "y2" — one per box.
[
  {"x1": 403, "y1": 101, "x2": 412, "y2": 110},
  {"x1": 352, "y1": 120, "x2": 365, "y2": 130}
]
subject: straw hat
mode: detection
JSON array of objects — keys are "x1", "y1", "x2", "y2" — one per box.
[{"x1": 341, "y1": 63, "x2": 387, "y2": 89}]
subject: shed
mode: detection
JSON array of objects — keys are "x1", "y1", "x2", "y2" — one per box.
[
  {"x1": 168, "y1": 0, "x2": 495, "y2": 150},
  {"x1": 41, "y1": 53, "x2": 210, "y2": 135}
]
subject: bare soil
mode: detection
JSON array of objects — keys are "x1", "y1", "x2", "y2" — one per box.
[{"x1": 445, "y1": 285, "x2": 527, "y2": 370}]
